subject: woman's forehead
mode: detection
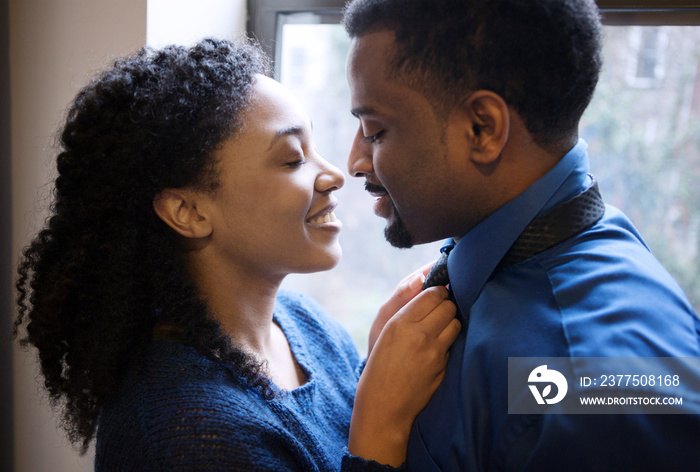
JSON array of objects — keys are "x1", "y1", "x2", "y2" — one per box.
[{"x1": 233, "y1": 75, "x2": 312, "y2": 144}]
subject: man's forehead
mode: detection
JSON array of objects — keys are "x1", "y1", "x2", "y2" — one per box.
[
  {"x1": 348, "y1": 30, "x2": 396, "y2": 71},
  {"x1": 346, "y1": 30, "x2": 443, "y2": 122}
]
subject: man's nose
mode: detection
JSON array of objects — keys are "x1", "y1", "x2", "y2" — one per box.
[{"x1": 347, "y1": 126, "x2": 373, "y2": 177}]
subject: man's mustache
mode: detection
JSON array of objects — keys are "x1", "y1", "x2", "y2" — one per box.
[{"x1": 364, "y1": 182, "x2": 388, "y2": 194}]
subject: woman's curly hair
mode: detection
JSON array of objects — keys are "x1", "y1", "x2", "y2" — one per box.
[{"x1": 14, "y1": 38, "x2": 273, "y2": 453}]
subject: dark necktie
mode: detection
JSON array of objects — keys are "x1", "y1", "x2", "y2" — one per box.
[
  {"x1": 422, "y1": 243, "x2": 454, "y2": 290},
  {"x1": 421, "y1": 178, "x2": 605, "y2": 290},
  {"x1": 500, "y1": 178, "x2": 605, "y2": 267}
]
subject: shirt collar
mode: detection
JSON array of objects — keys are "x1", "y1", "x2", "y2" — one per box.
[{"x1": 447, "y1": 139, "x2": 592, "y2": 315}]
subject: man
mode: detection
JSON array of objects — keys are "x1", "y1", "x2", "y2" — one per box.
[{"x1": 343, "y1": 0, "x2": 700, "y2": 470}]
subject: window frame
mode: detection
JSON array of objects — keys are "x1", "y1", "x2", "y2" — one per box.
[
  {"x1": 247, "y1": 0, "x2": 346, "y2": 64},
  {"x1": 247, "y1": 0, "x2": 700, "y2": 66},
  {"x1": 600, "y1": 0, "x2": 700, "y2": 25}
]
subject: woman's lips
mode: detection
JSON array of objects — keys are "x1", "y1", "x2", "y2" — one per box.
[
  {"x1": 306, "y1": 203, "x2": 342, "y2": 229},
  {"x1": 308, "y1": 210, "x2": 339, "y2": 225}
]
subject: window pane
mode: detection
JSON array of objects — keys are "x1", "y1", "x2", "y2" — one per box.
[{"x1": 580, "y1": 25, "x2": 700, "y2": 312}]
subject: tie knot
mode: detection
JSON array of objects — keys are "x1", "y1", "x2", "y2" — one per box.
[{"x1": 422, "y1": 246, "x2": 452, "y2": 290}]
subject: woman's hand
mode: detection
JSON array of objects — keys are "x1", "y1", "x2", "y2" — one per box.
[
  {"x1": 367, "y1": 262, "x2": 433, "y2": 356},
  {"x1": 349, "y1": 285, "x2": 461, "y2": 467}
]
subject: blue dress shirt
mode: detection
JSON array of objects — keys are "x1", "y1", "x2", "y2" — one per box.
[{"x1": 407, "y1": 140, "x2": 700, "y2": 471}]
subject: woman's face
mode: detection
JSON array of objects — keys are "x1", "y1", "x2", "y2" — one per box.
[{"x1": 201, "y1": 75, "x2": 345, "y2": 280}]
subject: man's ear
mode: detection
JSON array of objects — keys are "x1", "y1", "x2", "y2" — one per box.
[
  {"x1": 454, "y1": 90, "x2": 510, "y2": 165},
  {"x1": 153, "y1": 189, "x2": 213, "y2": 239}
]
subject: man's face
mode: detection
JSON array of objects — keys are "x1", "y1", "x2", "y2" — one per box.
[{"x1": 346, "y1": 30, "x2": 470, "y2": 248}]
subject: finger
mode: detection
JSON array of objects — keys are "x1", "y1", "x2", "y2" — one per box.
[
  {"x1": 397, "y1": 260, "x2": 434, "y2": 286},
  {"x1": 379, "y1": 271, "x2": 426, "y2": 319},
  {"x1": 437, "y1": 317, "x2": 462, "y2": 347},
  {"x1": 418, "y1": 298, "x2": 458, "y2": 336},
  {"x1": 417, "y1": 260, "x2": 435, "y2": 278},
  {"x1": 387, "y1": 261, "x2": 434, "y2": 312},
  {"x1": 391, "y1": 286, "x2": 451, "y2": 324},
  {"x1": 398, "y1": 271, "x2": 427, "y2": 301},
  {"x1": 389, "y1": 263, "x2": 432, "y2": 307}
]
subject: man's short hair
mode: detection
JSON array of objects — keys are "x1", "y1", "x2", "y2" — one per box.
[{"x1": 344, "y1": 0, "x2": 603, "y2": 152}]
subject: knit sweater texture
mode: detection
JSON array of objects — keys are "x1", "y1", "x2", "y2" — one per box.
[{"x1": 95, "y1": 290, "x2": 395, "y2": 471}]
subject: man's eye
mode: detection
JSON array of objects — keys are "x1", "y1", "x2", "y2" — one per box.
[{"x1": 362, "y1": 130, "x2": 385, "y2": 144}]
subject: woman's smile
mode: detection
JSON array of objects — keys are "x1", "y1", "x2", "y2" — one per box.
[{"x1": 306, "y1": 202, "x2": 342, "y2": 228}]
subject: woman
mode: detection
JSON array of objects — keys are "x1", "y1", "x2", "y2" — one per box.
[{"x1": 14, "y1": 38, "x2": 459, "y2": 470}]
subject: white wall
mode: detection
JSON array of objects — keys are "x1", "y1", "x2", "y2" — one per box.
[
  {"x1": 9, "y1": 1, "x2": 245, "y2": 471},
  {"x1": 147, "y1": 0, "x2": 247, "y2": 47},
  {"x1": 10, "y1": 2, "x2": 146, "y2": 468}
]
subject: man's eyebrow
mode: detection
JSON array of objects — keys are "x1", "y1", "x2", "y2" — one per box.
[
  {"x1": 267, "y1": 125, "x2": 305, "y2": 150},
  {"x1": 350, "y1": 106, "x2": 377, "y2": 118}
]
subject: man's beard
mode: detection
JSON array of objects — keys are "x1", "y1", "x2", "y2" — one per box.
[{"x1": 385, "y1": 204, "x2": 414, "y2": 249}]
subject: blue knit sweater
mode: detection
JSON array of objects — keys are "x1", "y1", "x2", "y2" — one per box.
[{"x1": 95, "y1": 291, "x2": 398, "y2": 471}]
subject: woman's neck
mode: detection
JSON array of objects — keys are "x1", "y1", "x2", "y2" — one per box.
[{"x1": 184, "y1": 252, "x2": 305, "y2": 390}]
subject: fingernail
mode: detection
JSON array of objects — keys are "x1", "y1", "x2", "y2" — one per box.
[{"x1": 409, "y1": 273, "x2": 426, "y2": 290}]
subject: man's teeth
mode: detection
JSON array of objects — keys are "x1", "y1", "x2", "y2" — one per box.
[{"x1": 309, "y1": 211, "x2": 337, "y2": 225}]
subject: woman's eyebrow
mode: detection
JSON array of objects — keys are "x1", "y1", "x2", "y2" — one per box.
[{"x1": 267, "y1": 125, "x2": 305, "y2": 150}]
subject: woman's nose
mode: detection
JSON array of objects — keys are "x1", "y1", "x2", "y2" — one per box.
[{"x1": 316, "y1": 157, "x2": 345, "y2": 193}]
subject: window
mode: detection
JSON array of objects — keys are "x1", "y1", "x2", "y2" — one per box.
[
  {"x1": 248, "y1": 1, "x2": 700, "y2": 351},
  {"x1": 625, "y1": 26, "x2": 667, "y2": 86},
  {"x1": 581, "y1": 22, "x2": 700, "y2": 318}
]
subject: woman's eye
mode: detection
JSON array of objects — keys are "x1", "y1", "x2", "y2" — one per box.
[
  {"x1": 285, "y1": 158, "x2": 307, "y2": 168},
  {"x1": 362, "y1": 130, "x2": 385, "y2": 144}
]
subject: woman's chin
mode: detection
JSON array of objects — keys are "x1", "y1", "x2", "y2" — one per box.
[{"x1": 299, "y1": 245, "x2": 343, "y2": 274}]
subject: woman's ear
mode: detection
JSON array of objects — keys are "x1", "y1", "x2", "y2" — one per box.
[
  {"x1": 153, "y1": 189, "x2": 213, "y2": 239},
  {"x1": 455, "y1": 90, "x2": 510, "y2": 165}
]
